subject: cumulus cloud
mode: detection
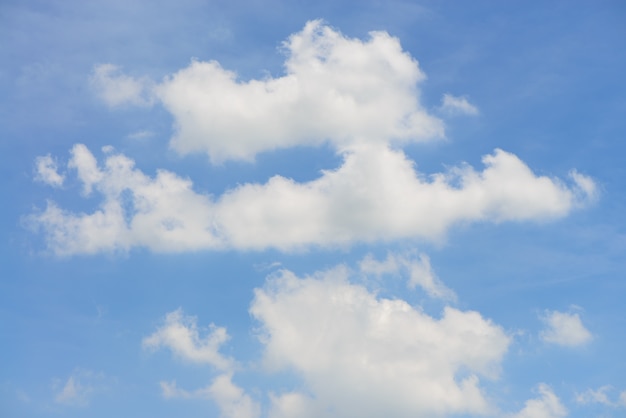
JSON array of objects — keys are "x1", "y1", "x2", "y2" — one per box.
[
  {"x1": 143, "y1": 309, "x2": 234, "y2": 371},
  {"x1": 28, "y1": 144, "x2": 595, "y2": 255},
  {"x1": 95, "y1": 20, "x2": 444, "y2": 162},
  {"x1": 439, "y1": 94, "x2": 479, "y2": 116},
  {"x1": 34, "y1": 154, "x2": 64, "y2": 187},
  {"x1": 250, "y1": 266, "x2": 510, "y2": 417},
  {"x1": 359, "y1": 252, "x2": 456, "y2": 301},
  {"x1": 90, "y1": 64, "x2": 153, "y2": 107},
  {"x1": 540, "y1": 309, "x2": 592, "y2": 347},
  {"x1": 511, "y1": 384, "x2": 567, "y2": 418}
]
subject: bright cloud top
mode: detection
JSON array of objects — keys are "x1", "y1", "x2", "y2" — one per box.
[
  {"x1": 540, "y1": 309, "x2": 593, "y2": 347},
  {"x1": 93, "y1": 20, "x2": 444, "y2": 162},
  {"x1": 29, "y1": 144, "x2": 595, "y2": 254}
]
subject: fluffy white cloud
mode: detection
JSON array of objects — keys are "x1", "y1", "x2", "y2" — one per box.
[
  {"x1": 28, "y1": 144, "x2": 595, "y2": 255},
  {"x1": 208, "y1": 374, "x2": 261, "y2": 418},
  {"x1": 34, "y1": 154, "x2": 64, "y2": 187},
  {"x1": 94, "y1": 20, "x2": 443, "y2": 162},
  {"x1": 250, "y1": 266, "x2": 510, "y2": 417},
  {"x1": 90, "y1": 64, "x2": 153, "y2": 107},
  {"x1": 359, "y1": 252, "x2": 456, "y2": 301},
  {"x1": 540, "y1": 310, "x2": 592, "y2": 347},
  {"x1": 439, "y1": 94, "x2": 479, "y2": 116},
  {"x1": 512, "y1": 384, "x2": 567, "y2": 418},
  {"x1": 143, "y1": 309, "x2": 234, "y2": 371}
]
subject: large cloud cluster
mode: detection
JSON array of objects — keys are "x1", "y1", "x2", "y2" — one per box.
[{"x1": 29, "y1": 143, "x2": 594, "y2": 254}]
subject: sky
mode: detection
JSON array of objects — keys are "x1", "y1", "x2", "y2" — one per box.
[{"x1": 1, "y1": 1, "x2": 626, "y2": 417}]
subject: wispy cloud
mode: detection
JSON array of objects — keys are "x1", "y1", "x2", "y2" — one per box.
[
  {"x1": 540, "y1": 309, "x2": 592, "y2": 347},
  {"x1": 34, "y1": 155, "x2": 64, "y2": 187},
  {"x1": 439, "y1": 94, "x2": 479, "y2": 116},
  {"x1": 511, "y1": 384, "x2": 567, "y2": 418},
  {"x1": 52, "y1": 369, "x2": 107, "y2": 407},
  {"x1": 143, "y1": 309, "x2": 235, "y2": 371}
]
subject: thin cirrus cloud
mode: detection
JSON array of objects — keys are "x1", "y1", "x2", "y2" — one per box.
[{"x1": 28, "y1": 143, "x2": 595, "y2": 255}]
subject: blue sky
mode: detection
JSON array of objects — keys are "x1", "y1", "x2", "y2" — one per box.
[{"x1": 1, "y1": 1, "x2": 626, "y2": 417}]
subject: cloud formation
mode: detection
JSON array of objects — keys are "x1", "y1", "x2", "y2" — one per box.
[
  {"x1": 145, "y1": 260, "x2": 518, "y2": 417},
  {"x1": 359, "y1": 252, "x2": 456, "y2": 301},
  {"x1": 540, "y1": 310, "x2": 593, "y2": 347},
  {"x1": 94, "y1": 20, "x2": 443, "y2": 162},
  {"x1": 439, "y1": 94, "x2": 479, "y2": 116},
  {"x1": 35, "y1": 155, "x2": 64, "y2": 187},
  {"x1": 251, "y1": 266, "x2": 510, "y2": 417},
  {"x1": 28, "y1": 144, "x2": 595, "y2": 254},
  {"x1": 576, "y1": 385, "x2": 626, "y2": 408},
  {"x1": 511, "y1": 384, "x2": 567, "y2": 418},
  {"x1": 90, "y1": 64, "x2": 153, "y2": 107},
  {"x1": 143, "y1": 309, "x2": 235, "y2": 371},
  {"x1": 52, "y1": 369, "x2": 106, "y2": 407}
]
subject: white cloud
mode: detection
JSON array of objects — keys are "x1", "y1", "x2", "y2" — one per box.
[
  {"x1": 359, "y1": 252, "x2": 456, "y2": 301},
  {"x1": 439, "y1": 94, "x2": 479, "y2": 116},
  {"x1": 576, "y1": 385, "x2": 613, "y2": 406},
  {"x1": 143, "y1": 309, "x2": 234, "y2": 371},
  {"x1": 208, "y1": 374, "x2": 261, "y2": 418},
  {"x1": 576, "y1": 385, "x2": 626, "y2": 408},
  {"x1": 540, "y1": 310, "x2": 592, "y2": 347},
  {"x1": 52, "y1": 369, "x2": 106, "y2": 407},
  {"x1": 512, "y1": 384, "x2": 567, "y2": 418},
  {"x1": 34, "y1": 154, "x2": 64, "y2": 187},
  {"x1": 90, "y1": 63, "x2": 153, "y2": 107},
  {"x1": 160, "y1": 376, "x2": 260, "y2": 418},
  {"x1": 250, "y1": 266, "x2": 510, "y2": 417},
  {"x1": 29, "y1": 144, "x2": 595, "y2": 255},
  {"x1": 97, "y1": 20, "x2": 444, "y2": 162}
]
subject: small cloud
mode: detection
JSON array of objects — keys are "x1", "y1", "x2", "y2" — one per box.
[
  {"x1": 539, "y1": 309, "x2": 592, "y2": 347},
  {"x1": 576, "y1": 385, "x2": 626, "y2": 408},
  {"x1": 569, "y1": 169, "x2": 599, "y2": 206},
  {"x1": 90, "y1": 64, "x2": 154, "y2": 107},
  {"x1": 34, "y1": 154, "x2": 64, "y2": 187},
  {"x1": 439, "y1": 93, "x2": 479, "y2": 116},
  {"x1": 576, "y1": 385, "x2": 613, "y2": 406},
  {"x1": 143, "y1": 309, "x2": 235, "y2": 371},
  {"x1": 512, "y1": 384, "x2": 567, "y2": 418},
  {"x1": 360, "y1": 252, "x2": 456, "y2": 301},
  {"x1": 52, "y1": 369, "x2": 106, "y2": 407}
]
